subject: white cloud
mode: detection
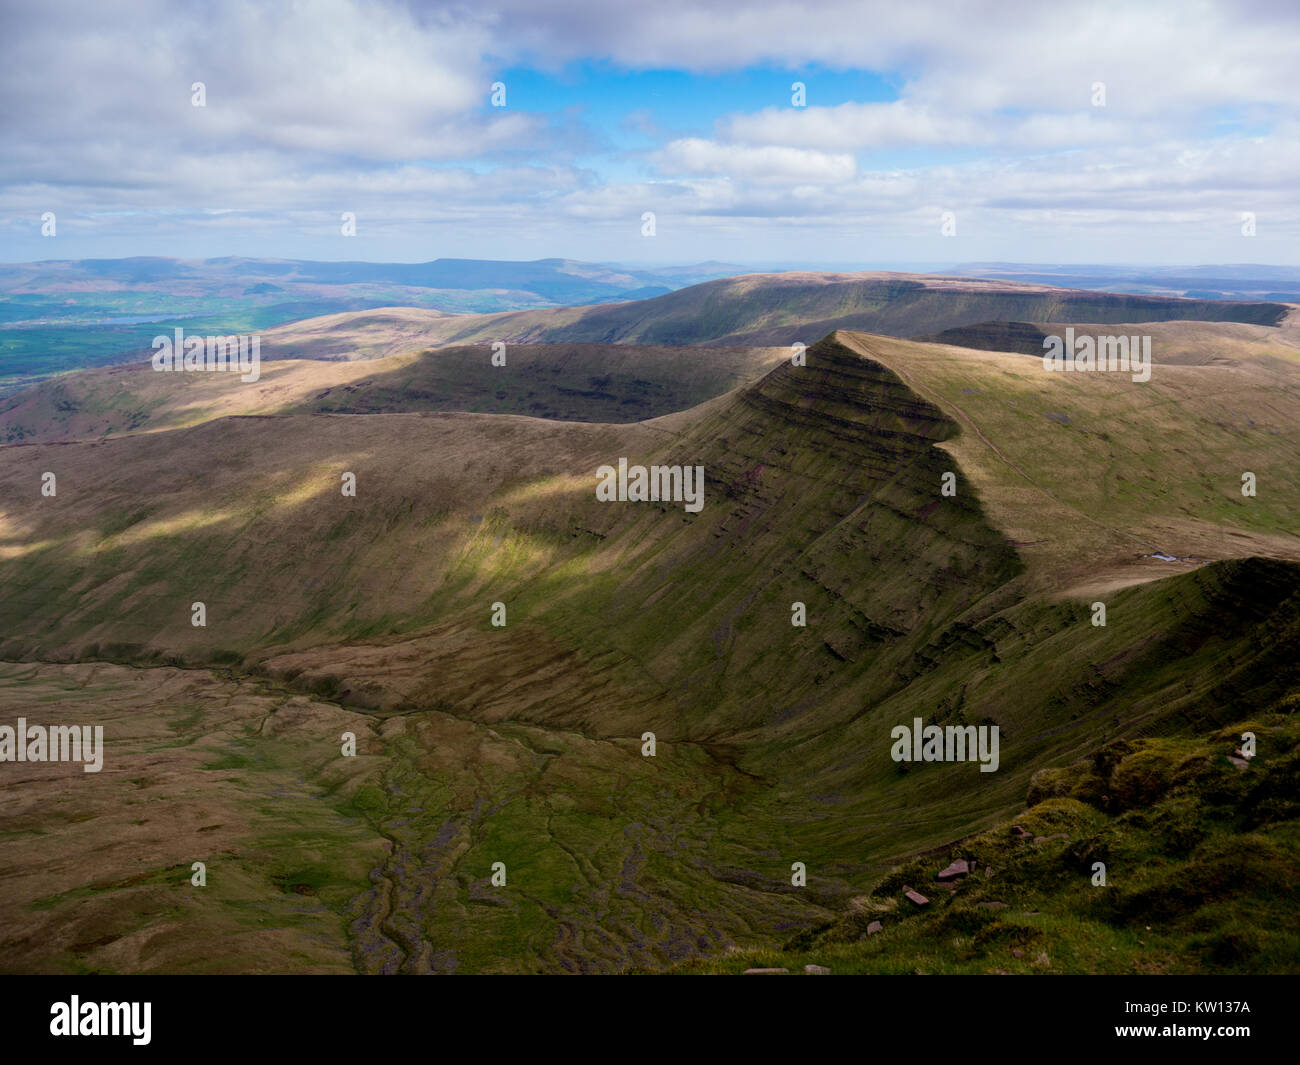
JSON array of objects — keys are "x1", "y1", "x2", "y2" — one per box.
[
  {"x1": 4, "y1": 0, "x2": 1300, "y2": 262},
  {"x1": 656, "y1": 139, "x2": 857, "y2": 183},
  {"x1": 721, "y1": 102, "x2": 986, "y2": 151},
  {"x1": 496, "y1": 0, "x2": 1300, "y2": 114}
]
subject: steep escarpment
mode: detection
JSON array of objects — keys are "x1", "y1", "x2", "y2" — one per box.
[
  {"x1": 517, "y1": 333, "x2": 1022, "y2": 741},
  {"x1": 916, "y1": 320, "x2": 1050, "y2": 354},
  {"x1": 215, "y1": 333, "x2": 1025, "y2": 752},
  {"x1": 0, "y1": 334, "x2": 1018, "y2": 712}
]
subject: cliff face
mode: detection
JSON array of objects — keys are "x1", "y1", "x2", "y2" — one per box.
[
  {"x1": 553, "y1": 333, "x2": 1022, "y2": 740},
  {"x1": 916, "y1": 319, "x2": 1051, "y2": 354}
]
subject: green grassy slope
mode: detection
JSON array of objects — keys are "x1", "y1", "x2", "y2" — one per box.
[
  {"x1": 2, "y1": 332, "x2": 1298, "y2": 972},
  {"x1": 676, "y1": 708, "x2": 1300, "y2": 974}
]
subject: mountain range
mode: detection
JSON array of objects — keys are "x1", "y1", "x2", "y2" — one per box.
[{"x1": 0, "y1": 269, "x2": 1297, "y2": 974}]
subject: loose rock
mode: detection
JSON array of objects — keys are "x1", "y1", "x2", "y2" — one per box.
[{"x1": 937, "y1": 859, "x2": 970, "y2": 881}]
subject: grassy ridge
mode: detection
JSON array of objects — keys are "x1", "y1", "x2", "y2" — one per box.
[{"x1": 343, "y1": 274, "x2": 1292, "y2": 349}]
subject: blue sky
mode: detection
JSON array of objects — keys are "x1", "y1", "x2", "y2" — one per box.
[{"x1": 3, "y1": 0, "x2": 1300, "y2": 265}]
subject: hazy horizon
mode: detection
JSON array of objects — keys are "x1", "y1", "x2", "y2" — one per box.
[{"x1": 8, "y1": 255, "x2": 1300, "y2": 273}]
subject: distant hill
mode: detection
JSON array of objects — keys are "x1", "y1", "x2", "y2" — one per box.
[
  {"x1": 0, "y1": 256, "x2": 753, "y2": 390},
  {"x1": 947, "y1": 262, "x2": 1300, "y2": 302},
  {"x1": 249, "y1": 271, "x2": 1294, "y2": 359},
  {"x1": 0, "y1": 255, "x2": 746, "y2": 306}
]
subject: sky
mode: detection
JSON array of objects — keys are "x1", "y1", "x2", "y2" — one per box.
[{"x1": 3, "y1": 0, "x2": 1300, "y2": 266}]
